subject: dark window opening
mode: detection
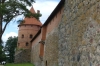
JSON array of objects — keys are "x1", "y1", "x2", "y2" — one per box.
[
  {"x1": 22, "y1": 34, "x2": 24, "y2": 38},
  {"x1": 26, "y1": 42, "x2": 28, "y2": 46},
  {"x1": 30, "y1": 34, "x2": 33, "y2": 38},
  {"x1": 46, "y1": 60, "x2": 47, "y2": 66}
]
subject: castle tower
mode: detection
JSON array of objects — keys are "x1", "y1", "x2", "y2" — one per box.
[
  {"x1": 15, "y1": 7, "x2": 42, "y2": 63},
  {"x1": 17, "y1": 7, "x2": 42, "y2": 50}
]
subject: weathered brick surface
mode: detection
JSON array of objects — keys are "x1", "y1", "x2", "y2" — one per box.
[
  {"x1": 43, "y1": 28, "x2": 59, "y2": 66},
  {"x1": 31, "y1": 42, "x2": 42, "y2": 66},
  {"x1": 31, "y1": 29, "x2": 59, "y2": 66},
  {"x1": 58, "y1": 0, "x2": 100, "y2": 66},
  {"x1": 14, "y1": 49, "x2": 31, "y2": 63},
  {"x1": 31, "y1": 33, "x2": 42, "y2": 66},
  {"x1": 18, "y1": 25, "x2": 39, "y2": 49}
]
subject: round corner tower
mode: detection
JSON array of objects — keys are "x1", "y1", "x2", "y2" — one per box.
[{"x1": 17, "y1": 7, "x2": 42, "y2": 50}]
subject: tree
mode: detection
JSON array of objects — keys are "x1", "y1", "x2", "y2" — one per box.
[
  {"x1": 0, "y1": 0, "x2": 41, "y2": 44},
  {"x1": 0, "y1": 41, "x2": 6, "y2": 62},
  {"x1": 4, "y1": 36, "x2": 18, "y2": 63}
]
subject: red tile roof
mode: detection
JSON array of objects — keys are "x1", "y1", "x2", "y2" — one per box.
[
  {"x1": 20, "y1": 7, "x2": 42, "y2": 26},
  {"x1": 23, "y1": 17, "x2": 42, "y2": 26},
  {"x1": 30, "y1": 6, "x2": 36, "y2": 13}
]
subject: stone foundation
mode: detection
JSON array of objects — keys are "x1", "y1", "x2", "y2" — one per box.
[{"x1": 14, "y1": 49, "x2": 31, "y2": 63}]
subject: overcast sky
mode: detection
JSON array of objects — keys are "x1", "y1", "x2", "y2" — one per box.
[{"x1": 2, "y1": 0, "x2": 60, "y2": 42}]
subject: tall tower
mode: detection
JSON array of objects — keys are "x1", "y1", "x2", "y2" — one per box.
[
  {"x1": 17, "y1": 7, "x2": 42, "y2": 50},
  {"x1": 15, "y1": 7, "x2": 42, "y2": 63}
]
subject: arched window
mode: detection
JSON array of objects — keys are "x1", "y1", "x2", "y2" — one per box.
[
  {"x1": 30, "y1": 34, "x2": 33, "y2": 38},
  {"x1": 22, "y1": 34, "x2": 24, "y2": 38},
  {"x1": 26, "y1": 42, "x2": 28, "y2": 46}
]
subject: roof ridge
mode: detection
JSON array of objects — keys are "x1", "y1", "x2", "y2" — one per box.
[{"x1": 30, "y1": 6, "x2": 36, "y2": 13}]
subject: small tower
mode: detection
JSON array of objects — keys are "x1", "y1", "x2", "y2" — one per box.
[
  {"x1": 17, "y1": 7, "x2": 42, "y2": 50},
  {"x1": 15, "y1": 7, "x2": 42, "y2": 63}
]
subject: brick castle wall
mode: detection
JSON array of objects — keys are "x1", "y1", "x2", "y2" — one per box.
[
  {"x1": 31, "y1": 5, "x2": 64, "y2": 66},
  {"x1": 58, "y1": 0, "x2": 100, "y2": 66}
]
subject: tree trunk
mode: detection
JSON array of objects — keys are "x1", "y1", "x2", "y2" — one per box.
[
  {"x1": 0, "y1": 0, "x2": 5, "y2": 44},
  {"x1": 0, "y1": 16, "x2": 2, "y2": 44},
  {"x1": 0, "y1": 1, "x2": 1, "y2": 44}
]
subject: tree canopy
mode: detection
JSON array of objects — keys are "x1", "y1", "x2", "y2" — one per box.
[
  {"x1": 0, "y1": 0, "x2": 39, "y2": 23},
  {"x1": 0, "y1": 41, "x2": 6, "y2": 62},
  {"x1": 4, "y1": 36, "x2": 18, "y2": 63},
  {"x1": 0, "y1": 0, "x2": 41, "y2": 44}
]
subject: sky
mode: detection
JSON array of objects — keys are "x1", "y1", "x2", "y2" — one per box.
[{"x1": 2, "y1": 0, "x2": 60, "y2": 42}]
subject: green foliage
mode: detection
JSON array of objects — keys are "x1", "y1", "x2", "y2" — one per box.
[
  {"x1": 5, "y1": 63, "x2": 34, "y2": 66},
  {"x1": 16, "y1": 48, "x2": 25, "y2": 51},
  {"x1": 0, "y1": 0, "x2": 36, "y2": 23},
  {"x1": 17, "y1": 20, "x2": 25, "y2": 25},
  {"x1": 0, "y1": 39, "x2": 3, "y2": 45},
  {"x1": 0, "y1": 0, "x2": 41, "y2": 23},
  {"x1": 0, "y1": 40, "x2": 6, "y2": 62},
  {"x1": 25, "y1": 12, "x2": 42, "y2": 20},
  {"x1": 4, "y1": 36, "x2": 18, "y2": 63}
]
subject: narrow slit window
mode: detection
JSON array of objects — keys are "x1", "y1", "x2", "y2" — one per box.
[
  {"x1": 26, "y1": 42, "x2": 28, "y2": 46},
  {"x1": 22, "y1": 34, "x2": 24, "y2": 38},
  {"x1": 30, "y1": 34, "x2": 33, "y2": 38},
  {"x1": 46, "y1": 61, "x2": 47, "y2": 66}
]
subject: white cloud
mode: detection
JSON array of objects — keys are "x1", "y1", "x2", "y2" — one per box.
[{"x1": 2, "y1": 32, "x2": 18, "y2": 42}]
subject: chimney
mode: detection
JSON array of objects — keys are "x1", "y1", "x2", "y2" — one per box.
[{"x1": 37, "y1": 10, "x2": 40, "y2": 14}]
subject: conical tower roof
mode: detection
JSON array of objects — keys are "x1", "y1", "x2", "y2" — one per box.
[
  {"x1": 20, "y1": 6, "x2": 42, "y2": 26},
  {"x1": 30, "y1": 6, "x2": 36, "y2": 13}
]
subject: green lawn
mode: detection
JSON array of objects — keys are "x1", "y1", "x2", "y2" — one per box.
[{"x1": 4, "y1": 63, "x2": 34, "y2": 66}]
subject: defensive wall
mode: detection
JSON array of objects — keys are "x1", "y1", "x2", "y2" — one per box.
[
  {"x1": 31, "y1": 0, "x2": 64, "y2": 66},
  {"x1": 58, "y1": 0, "x2": 100, "y2": 66}
]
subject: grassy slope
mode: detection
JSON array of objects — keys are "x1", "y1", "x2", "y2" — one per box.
[{"x1": 5, "y1": 63, "x2": 34, "y2": 66}]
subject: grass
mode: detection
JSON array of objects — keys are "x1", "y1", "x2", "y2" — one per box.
[{"x1": 4, "y1": 63, "x2": 34, "y2": 66}]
